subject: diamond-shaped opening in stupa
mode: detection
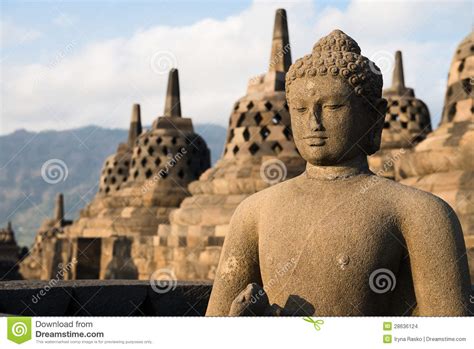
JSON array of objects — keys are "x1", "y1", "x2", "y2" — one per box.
[
  {"x1": 260, "y1": 126, "x2": 270, "y2": 140},
  {"x1": 249, "y1": 143, "x2": 260, "y2": 155},
  {"x1": 243, "y1": 128, "x2": 251, "y2": 141},
  {"x1": 271, "y1": 142, "x2": 283, "y2": 154}
]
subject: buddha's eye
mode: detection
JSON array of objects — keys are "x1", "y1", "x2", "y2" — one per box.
[{"x1": 324, "y1": 104, "x2": 345, "y2": 110}]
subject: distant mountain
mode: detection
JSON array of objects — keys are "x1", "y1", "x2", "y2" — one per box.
[{"x1": 0, "y1": 124, "x2": 226, "y2": 247}]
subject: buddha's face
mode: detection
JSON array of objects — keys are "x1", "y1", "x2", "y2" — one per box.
[{"x1": 288, "y1": 75, "x2": 385, "y2": 166}]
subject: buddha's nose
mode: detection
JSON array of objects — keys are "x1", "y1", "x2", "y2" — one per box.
[{"x1": 310, "y1": 108, "x2": 324, "y2": 131}]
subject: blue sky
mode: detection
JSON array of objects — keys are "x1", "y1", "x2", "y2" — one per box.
[
  {"x1": 2, "y1": 0, "x2": 252, "y2": 64},
  {"x1": 1, "y1": 0, "x2": 350, "y2": 65},
  {"x1": 0, "y1": 0, "x2": 471, "y2": 134}
]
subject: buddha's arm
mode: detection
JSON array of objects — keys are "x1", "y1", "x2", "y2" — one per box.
[
  {"x1": 206, "y1": 201, "x2": 262, "y2": 316},
  {"x1": 403, "y1": 195, "x2": 471, "y2": 316}
]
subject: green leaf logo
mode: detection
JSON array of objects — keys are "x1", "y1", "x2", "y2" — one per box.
[
  {"x1": 7, "y1": 317, "x2": 32, "y2": 344},
  {"x1": 303, "y1": 317, "x2": 324, "y2": 331}
]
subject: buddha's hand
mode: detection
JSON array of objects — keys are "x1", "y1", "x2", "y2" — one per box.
[{"x1": 228, "y1": 283, "x2": 279, "y2": 316}]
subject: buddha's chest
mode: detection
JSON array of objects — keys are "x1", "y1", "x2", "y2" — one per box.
[{"x1": 257, "y1": 200, "x2": 405, "y2": 292}]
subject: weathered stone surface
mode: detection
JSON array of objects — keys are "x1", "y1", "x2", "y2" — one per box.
[
  {"x1": 440, "y1": 32, "x2": 473, "y2": 124},
  {"x1": 104, "y1": 237, "x2": 138, "y2": 279},
  {"x1": 70, "y1": 283, "x2": 146, "y2": 316},
  {"x1": 206, "y1": 29, "x2": 471, "y2": 316},
  {"x1": 0, "y1": 281, "x2": 72, "y2": 316},
  {"x1": 0, "y1": 281, "x2": 471, "y2": 316},
  {"x1": 228, "y1": 283, "x2": 271, "y2": 316},
  {"x1": 147, "y1": 282, "x2": 211, "y2": 316},
  {"x1": 0, "y1": 222, "x2": 22, "y2": 281},
  {"x1": 19, "y1": 194, "x2": 72, "y2": 280},
  {"x1": 98, "y1": 104, "x2": 140, "y2": 195},
  {"x1": 394, "y1": 31, "x2": 474, "y2": 280},
  {"x1": 0, "y1": 281, "x2": 212, "y2": 316}
]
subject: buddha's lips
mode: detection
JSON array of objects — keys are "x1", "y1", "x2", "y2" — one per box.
[
  {"x1": 302, "y1": 135, "x2": 328, "y2": 140},
  {"x1": 301, "y1": 136, "x2": 327, "y2": 146}
]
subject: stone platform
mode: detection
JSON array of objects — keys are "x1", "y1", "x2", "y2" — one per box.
[
  {"x1": 0, "y1": 280, "x2": 211, "y2": 316},
  {"x1": 0, "y1": 281, "x2": 472, "y2": 316}
]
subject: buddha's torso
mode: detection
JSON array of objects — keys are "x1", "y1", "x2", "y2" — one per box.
[{"x1": 256, "y1": 173, "x2": 415, "y2": 315}]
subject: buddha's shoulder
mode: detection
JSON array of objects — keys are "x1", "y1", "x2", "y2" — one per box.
[
  {"x1": 371, "y1": 176, "x2": 455, "y2": 215},
  {"x1": 235, "y1": 176, "x2": 301, "y2": 213}
]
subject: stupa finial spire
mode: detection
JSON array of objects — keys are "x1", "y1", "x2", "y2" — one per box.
[
  {"x1": 55, "y1": 193, "x2": 64, "y2": 225},
  {"x1": 128, "y1": 104, "x2": 142, "y2": 147},
  {"x1": 392, "y1": 50, "x2": 406, "y2": 92},
  {"x1": 269, "y1": 8, "x2": 292, "y2": 73},
  {"x1": 164, "y1": 68, "x2": 182, "y2": 117}
]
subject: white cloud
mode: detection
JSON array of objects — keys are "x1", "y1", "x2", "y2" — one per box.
[
  {"x1": 0, "y1": 20, "x2": 42, "y2": 47},
  {"x1": 0, "y1": 0, "x2": 470, "y2": 136}
]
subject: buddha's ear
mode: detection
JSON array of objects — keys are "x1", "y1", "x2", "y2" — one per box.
[
  {"x1": 375, "y1": 97, "x2": 388, "y2": 117},
  {"x1": 367, "y1": 97, "x2": 387, "y2": 155}
]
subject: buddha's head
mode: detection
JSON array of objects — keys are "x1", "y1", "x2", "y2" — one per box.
[{"x1": 286, "y1": 30, "x2": 387, "y2": 166}]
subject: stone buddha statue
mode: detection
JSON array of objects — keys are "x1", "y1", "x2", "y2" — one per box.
[{"x1": 206, "y1": 30, "x2": 471, "y2": 316}]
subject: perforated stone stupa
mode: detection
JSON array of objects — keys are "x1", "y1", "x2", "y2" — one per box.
[
  {"x1": 0, "y1": 222, "x2": 22, "y2": 280},
  {"x1": 394, "y1": 31, "x2": 474, "y2": 279},
  {"x1": 99, "y1": 104, "x2": 142, "y2": 195},
  {"x1": 368, "y1": 51, "x2": 431, "y2": 178},
  {"x1": 156, "y1": 9, "x2": 305, "y2": 281},
  {"x1": 37, "y1": 69, "x2": 211, "y2": 280},
  {"x1": 19, "y1": 193, "x2": 72, "y2": 280}
]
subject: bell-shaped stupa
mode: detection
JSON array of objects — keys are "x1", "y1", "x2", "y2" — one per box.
[
  {"x1": 99, "y1": 104, "x2": 142, "y2": 194},
  {"x1": 156, "y1": 9, "x2": 305, "y2": 281},
  {"x1": 46, "y1": 69, "x2": 211, "y2": 280},
  {"x1": 394, "y1": 31, "x2": 474, "y2": 279},
  {"x1": 0, "y1": 221, "x2": 22, "y2": 280},
  {"x1": 368, "y1": 51, "x2": 432, "y2": 178},
  {"x1": 19, "y1": 193, "x2": 72, "y2": 280},
  {"x1": 440, "y1": 31, "x2": 473, "y2": 124},
  {"x1": 68, "y1": 69, "x2": 210, "y2": 237}
]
